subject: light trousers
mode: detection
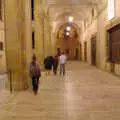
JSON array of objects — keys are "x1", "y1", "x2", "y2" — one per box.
[{"x1": 60, "y1": 64, "x2": 65, "y2": 75}]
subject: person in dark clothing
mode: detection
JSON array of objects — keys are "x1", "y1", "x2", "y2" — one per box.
[
  {"x1": 44, "y1": 56, "x2": 54, "y2": 75},
  {"x1": 53, "y1": 55, "x2": 59, "y2": 75},
  {"x1": 29, "y1": 55, "x2": 41, "y2": 95}
]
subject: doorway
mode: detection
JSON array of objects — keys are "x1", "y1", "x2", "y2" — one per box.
[
  {"x1": 79, "y1": 43, "x2": 82, "y2": 60},
  {"x1": 57, "y1": 48, "x2": 61, "y2": 56},
  {"x1": 91, "y1": 36, "x2": 96, "y2": 65},
  {"x1": 84, "y1": 41, "x2": 87, "y2": 61},
  {"x1": 75, "y1": 48, "x2": 79, "y2": 60},
  {"x1": 108, "y1": 24, "x2": 120, "y2": 72}
]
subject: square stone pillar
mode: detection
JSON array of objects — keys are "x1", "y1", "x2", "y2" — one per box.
[
  {"x1": 34, "y1": 0, "x2": 45, "y2": 67},
  {"x1": 4, "y1": 0, "x2": 28, "y2": 90}
]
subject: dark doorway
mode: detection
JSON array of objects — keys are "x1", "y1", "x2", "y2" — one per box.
[
  {"x1": 57, "y1": 48, "x2": 61, "y2": 56},
  {"x1": 79, "y1": 43, "x2": 82, "y2": 60},
  {"x1": 84, "y1": 41, "x2": 87, "y2": 61},
  {"x1": 108, "y1": 24, "x2": 120, "y2": 72},
  {"x1": 65, "y1": 49, "x2": 69, "y2": 55},
  {"x1": 91, "y1": 36, "x2": 96, "y2": 65},
  {"x1": 75, "y1": 48, "x2": 79, "y2": 60},
  {"x1": 108, "y1": 24, "x2": 120, "y2": 62}
]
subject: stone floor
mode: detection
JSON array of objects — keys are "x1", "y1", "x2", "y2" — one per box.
[{"x1": 0, "y1": 61, "x2": 120, "y2": 120}]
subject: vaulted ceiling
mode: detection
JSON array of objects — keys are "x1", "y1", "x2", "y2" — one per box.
[
  {"x1": 43, "y1": 0, "x2": 107, "y2": 22},
  {"x1": 45, "y1": 0, "x2": 106, "y2": 6}
]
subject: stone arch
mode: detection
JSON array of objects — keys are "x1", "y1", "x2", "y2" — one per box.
[
  {"x1": 55, "y1": 22, "x2": 81, "y2": 60},
  {"x1": 55, "y1": 22, "x2": 81, "y2": 40}
]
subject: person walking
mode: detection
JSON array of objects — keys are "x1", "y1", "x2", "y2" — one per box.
[
  {"x1": 29, "y1": 54, "x2": 41, "y2": 95},
  {"x1": 44, "y1": 56, "x2": 54, "y2": 76},
  {"x1": 53, "y1": 55, "x2": 59, "y2": 75},
  {"x1": 59, "y1": 52, "x2": 67, "y2": 76}
]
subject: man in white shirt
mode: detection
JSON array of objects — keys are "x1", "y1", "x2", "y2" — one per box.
[{"x1": 59, "y1": 52, "x2": 67, "y2": 76}]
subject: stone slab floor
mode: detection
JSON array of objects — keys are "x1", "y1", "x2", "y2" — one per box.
[{"x1": 0, "y1": 61, "x2": 120, "y2": 120}]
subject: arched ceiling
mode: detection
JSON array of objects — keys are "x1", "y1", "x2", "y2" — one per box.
[
  {"x1": 57, "y1": 23, "x2": 78, "y2": 40},
  {"x1": 51, "y1": 6, "x2": 91, "y2": 21},
  {"x1": 43, "y1": 0, "x2": 107, "y2": 22},
  {"x1": 42, "y1": 0, "x2": 107, "y2": 34},
  {"x1": 44, "y1": 0, "x2": 106, "y2": 6}
]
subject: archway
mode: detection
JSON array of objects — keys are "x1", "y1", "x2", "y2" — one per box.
[{"x1": 56, "y1": 23, "x2": 80, "y2": 60}]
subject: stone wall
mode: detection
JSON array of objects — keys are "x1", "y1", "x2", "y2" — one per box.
[{"x1": 80, "y1": 0, "x2": 120, "y2": 75}]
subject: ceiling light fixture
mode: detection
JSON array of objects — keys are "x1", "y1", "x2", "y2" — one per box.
[
  {"x1": 66, "y1": 26, "x2": 71, "y2": 31},
  {"x1": 68, "y1": 16, "x2": 74, "y2": 22},
  {"x1": 66, "y1": 32, "x2": 70, "y2": 36}
]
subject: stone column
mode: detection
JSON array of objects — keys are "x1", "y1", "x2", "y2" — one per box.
[
  {"x1": 51, "y1": 32, "x2": 57, "y2": 55},
  {"x1": 24, "y1": 0, "x2": 33, "y2": 88},
  {"x1": 44, "y1": 14, "x2": 52, "y2": 57},
  {"x1": 4, "y1": 0, "x2": 27, "y2": 90},
  {"x1": 34, "y1": 0, "x2": 44, "y2": 66}
]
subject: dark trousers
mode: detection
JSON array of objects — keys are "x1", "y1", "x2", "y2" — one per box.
[
  {"x1": 32, "y1": 77, "x2": 39, "y2": 92},
  {"x1": 53, "y1": 65, "x2": 58, "y2": 75}
]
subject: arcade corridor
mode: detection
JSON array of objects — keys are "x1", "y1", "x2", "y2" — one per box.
[{"x1": 0, "y1": 62, "x2": 120, "y2": 120}]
